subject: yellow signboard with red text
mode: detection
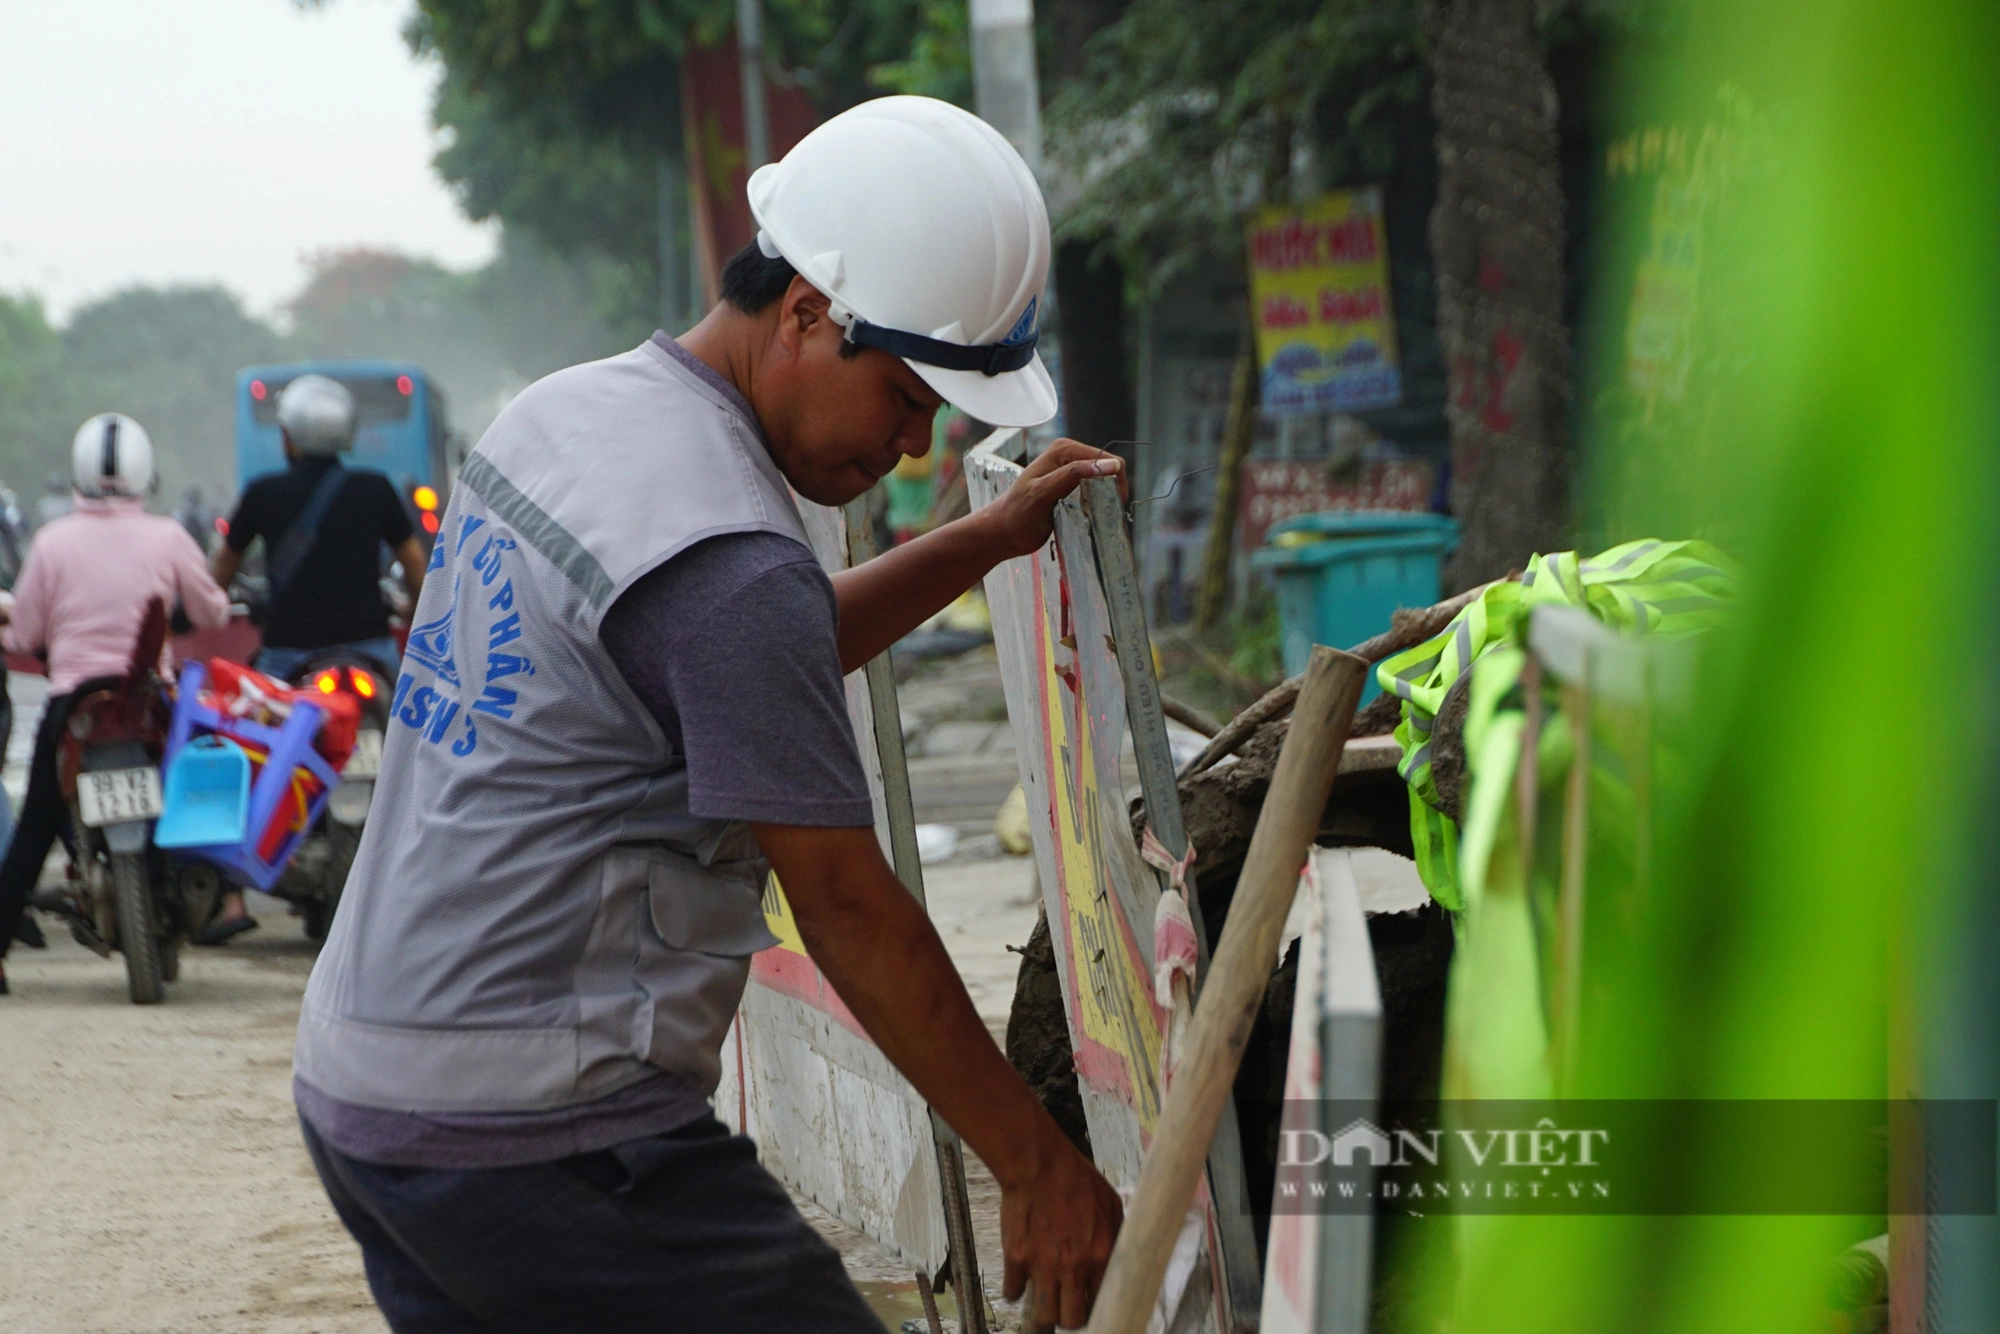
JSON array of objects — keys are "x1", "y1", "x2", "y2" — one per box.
[{"x1": 1248, "y1": 187, "x2": 1402, "y2": 415}]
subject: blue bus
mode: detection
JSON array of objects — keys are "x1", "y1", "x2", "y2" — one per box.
[{"x1": 233, "y1": 360, "x2": 455, "y2": 540}]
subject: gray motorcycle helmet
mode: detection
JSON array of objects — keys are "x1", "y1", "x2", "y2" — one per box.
[{"x1": 276, "y1": 374, "x2": 357, "y2": 456}]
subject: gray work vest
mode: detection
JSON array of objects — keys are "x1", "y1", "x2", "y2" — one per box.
[{"x1": 294, "y1": 340, "x2": 801, "y2": 1114}]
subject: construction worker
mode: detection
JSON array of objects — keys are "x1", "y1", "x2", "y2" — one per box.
[{"x1": 293, "y1": 96, "x2": 1124, "y2": 1332}]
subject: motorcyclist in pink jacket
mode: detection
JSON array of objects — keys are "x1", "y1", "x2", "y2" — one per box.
[{"x1": 0, "y1": 414, "x2": 229, "y2": 993}]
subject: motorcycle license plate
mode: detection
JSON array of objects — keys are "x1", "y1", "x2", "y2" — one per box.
[
  {"x1": 345, "y1": 729, "x2": 384, "y2": 780},
  {"x1": 78, "y1": 767, "x2": 164, "y2": 827}
]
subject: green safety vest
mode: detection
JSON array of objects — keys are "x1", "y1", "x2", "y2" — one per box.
[{"x1": 1376, "y1": 538, "x2": 1741, "y2": 910}]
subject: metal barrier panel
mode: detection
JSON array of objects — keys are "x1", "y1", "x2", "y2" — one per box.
[
  {"x1": 713, "y1": 494, "x2": 963, "y2": 1285},
  {"x1": 1260, "y1": 848, "x2": 1384, "y2": 1334},
  {"x1": 967, "y1": 429, "x2": 1258, "y2": 1332}
]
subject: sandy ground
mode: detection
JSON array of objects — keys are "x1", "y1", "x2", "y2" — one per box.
[
  {"x1": 0, "y1": 653, "x2": 1042, "y2": 1332},
  {"x1": 0, "y1": 863, "x2": 1039, "y2": 1334}
]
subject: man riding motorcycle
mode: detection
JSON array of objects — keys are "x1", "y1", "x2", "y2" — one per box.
[
  {"x1": 205, "y1": 375, "x2": 427, "y2": 943},
  {"x1": 0, "y1": 414, "x2": 231, "y2": 996}
]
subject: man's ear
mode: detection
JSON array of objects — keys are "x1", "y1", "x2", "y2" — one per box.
[{"x1": 775, "y1": 276, "x2": 835, "y2": 358}]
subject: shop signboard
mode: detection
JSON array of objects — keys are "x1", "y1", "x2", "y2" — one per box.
[
  {"x1": 1238, "y1": 457, "x2": 1437, "y2": 554},
  {"x1": 1249, "y1": 187, "x2": 1403, "y2": 415}
]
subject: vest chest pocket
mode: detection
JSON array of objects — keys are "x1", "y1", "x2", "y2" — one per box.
[{"x1": 646, "y1": 855, "x2": 782, "y2": 957}]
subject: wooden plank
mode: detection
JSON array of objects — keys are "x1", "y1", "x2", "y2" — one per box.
[
  {"x1": 1081, "y1": 476, "x2": 1263, "y2": 1325},
  {"x1": 967, "y1": 429, "x2": 1241, "y2": 1334}
]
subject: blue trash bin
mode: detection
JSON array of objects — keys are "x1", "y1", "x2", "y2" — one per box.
[{"x1": 1250, "y1": 511, "x2": 1460, "y2": 697}]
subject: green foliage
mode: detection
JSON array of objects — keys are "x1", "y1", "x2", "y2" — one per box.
[
  {"x1": 407, "y1": 0, "x2": 974, "y2": 319},
  {"x1": 429, "y1": 71, "x2": 661, "y2": 330},
  {"x1": 1223, "y1": 591, "x2": 1284, "y2": 689},
  {"x1": 406, "y1": 0, "x2": 702, "y2": 150},
  {"x1": 0, "y1": 241, "x2": 632, "y2": 508},
  {"x1": 1047, "y1": 0, "x2": 1424, "y2": 281},
  {"x1": 1047, "y1": 0, "x2": 1678, "y2": 281},
  {"x1": 865, "y1": 0, "x2": 971, "y2": 105},
  {"x1": 1583, "y1": 85, "x2": 1775, "y2": 553},
  {"x1": 1440, "y1": 0, "x2": 2000, "y2": 1328},
  {"x1": 5, "y1": 285, "x2": 284, "y2": 503},
  {"x1": 0, "y1": 292, "x2": 73, "y2": 496}
]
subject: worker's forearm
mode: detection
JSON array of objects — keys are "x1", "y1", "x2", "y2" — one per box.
[
  {"x1": 788, "y1": 861, "x2": 1063, "y2": 1188},
  {"x1": 396, "y1": 539, "x2": 428, "y2": 607},
  {"x1": 830, "y1": 510, "x2": 1007, "y2": 673}
]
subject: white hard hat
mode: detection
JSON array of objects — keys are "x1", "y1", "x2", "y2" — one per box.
[
  {"x1": 747, "y1": 95, "x2": 1057, "y2": 428},
  {"x1": 277, "y1": 374, "x2": 357, "y2": 456},
  {"x1": 71, "y1": 413, "x2": 155, "y2": 498}
]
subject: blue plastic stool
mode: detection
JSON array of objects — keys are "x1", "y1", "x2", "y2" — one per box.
[
  {"x1": 155, "y1": 735, "x2": 253, "y2": 848},
  {"x1": 163, "y1": 661, "x2": 335, "y2": 891}
]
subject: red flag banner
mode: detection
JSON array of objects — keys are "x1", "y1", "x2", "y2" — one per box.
[{"x1": 681, "y1": 39, "x2": 819, "y2": 310}]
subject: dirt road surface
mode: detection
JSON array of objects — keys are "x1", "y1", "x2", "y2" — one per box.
[
  {"x1": 0, "y1": 908, "x2": 381, "y2": 1333},
  {"x1": 1, "y1": 863, "x2": 1037, "y2": 1333},
  {"x1": 1, "y1": 721, "x2": 1038, "y2": 1334}
]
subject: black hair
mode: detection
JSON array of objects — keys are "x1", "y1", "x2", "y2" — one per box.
[
  {"x1": 720, "y1": 240, "x2": 797, "y2": 313},
  {"x1": 719, "y1": 240, "x2": 864, "y2": 359}
]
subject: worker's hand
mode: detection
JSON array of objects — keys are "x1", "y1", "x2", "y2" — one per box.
[
  {"x1": 1000, "y1": 1123, "x2": 1124, "y2": 1330},
  {"x1": 982, "y1": 439, "x2": 1127, "y2": 561}
]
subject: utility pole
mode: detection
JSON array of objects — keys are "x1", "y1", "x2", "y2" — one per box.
[
  {"x1": 969, "y1": 0, "x2": 1042, "y2": 173},
  {"x1": 736, "y1": 0, "x2": 771, "y2": 171}
]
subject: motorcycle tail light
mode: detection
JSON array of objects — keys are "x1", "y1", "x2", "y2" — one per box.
[
  {"x1": 351, "y1": 671, "x2": 377, "y2": 699},
  {"x1": 315, "y1": 671, "x2": 339, "y2": 695}
]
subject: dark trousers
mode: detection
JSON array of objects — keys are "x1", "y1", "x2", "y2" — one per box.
[
  {"x1": 0, "y1": 691, "x2": 76, "y2": 959},
  {"x1": 300, "y1": 1114, "x2": 884, "y2": 1334}
]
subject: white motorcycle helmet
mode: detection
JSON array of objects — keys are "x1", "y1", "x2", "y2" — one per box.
[
  {"x1": 276, "y1": 374, "x2": 357, "y2": 456},
  {"x1": 70, "y1": 413, "x2": 156, "y2": 499},
  {"x1": 746, "y1": 95, "x2": 1057, "y2": 428}
]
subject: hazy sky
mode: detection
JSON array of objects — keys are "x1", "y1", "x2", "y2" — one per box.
[{"x1": 0, "y1": 0, "x2": 498, "y2": 323}]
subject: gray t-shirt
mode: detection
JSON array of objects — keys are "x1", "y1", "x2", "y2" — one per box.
[{"x1": 295, "y1": 334, "x2": 873, "y2": 1168}]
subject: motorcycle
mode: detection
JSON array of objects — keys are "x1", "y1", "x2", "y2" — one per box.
[
  {"x1": 36, "y1": 599, "x2": 218, "y2": 1004},
  {"x1": 270, "y1": 648, "x2": 388, "y2": 939}
]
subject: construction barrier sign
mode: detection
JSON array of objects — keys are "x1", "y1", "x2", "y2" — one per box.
[
  {"x1": 969, "y1": 430, "x2": 1261, "y2": 1333},
  {"x1": 1248, "y1": 186, "x2": 1402, "y2": 416}
]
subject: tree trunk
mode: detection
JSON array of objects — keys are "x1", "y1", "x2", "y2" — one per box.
[
  {"x1": 1194, "y1": 325, "x2": 1257, "y2": 630},
  {"x1": 1424, "y1": 0, "x2": 1570, "y2": 589},
  {"x1": 1054, "y1": 240, "x2": 1136, "y2": 461},
  {"x1": 1045, "y1": 0, "x2": 1138, "y2": 466}
]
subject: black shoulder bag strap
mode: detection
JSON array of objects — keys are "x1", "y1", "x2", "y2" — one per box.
[{"x1": 266, "y1": 463, "x2": 349, "y2": 604}]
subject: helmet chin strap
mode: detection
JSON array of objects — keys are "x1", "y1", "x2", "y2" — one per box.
[
  {"x1": 759, "y1": 228, "x2": 1040, "y2": 376},
  {"x1": 841, "y1": 317, "x2": 1038, "y2": 377}
]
